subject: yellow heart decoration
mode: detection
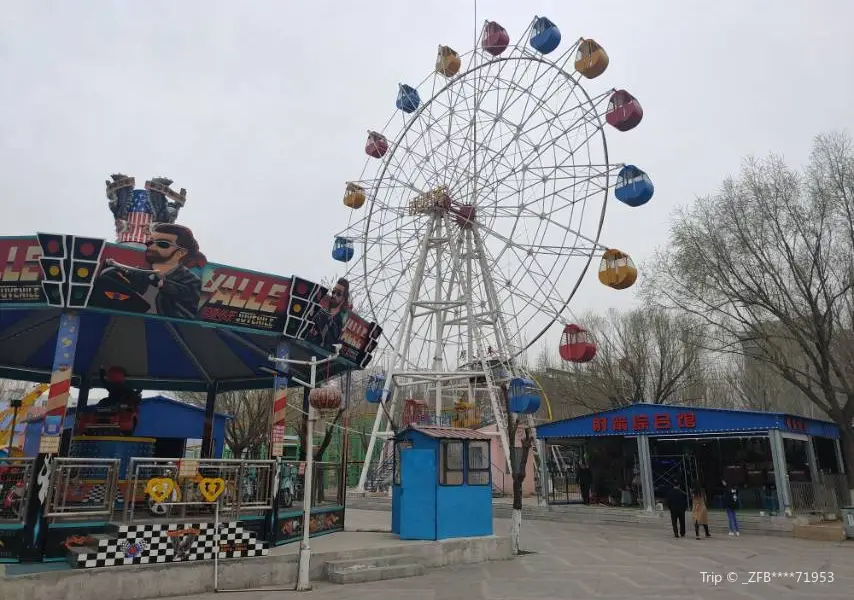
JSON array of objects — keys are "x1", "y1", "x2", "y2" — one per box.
[
  {"x1": 145, "y1": 478, "x2": 176, "y2": 503},
  {"x1": 198, "y1": 477, "x2": 226, "y2": 502}
]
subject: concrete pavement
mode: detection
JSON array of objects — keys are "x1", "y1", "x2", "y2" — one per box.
[{"x1": 169, "y1": 510, "x2": 854, "y2": 600}]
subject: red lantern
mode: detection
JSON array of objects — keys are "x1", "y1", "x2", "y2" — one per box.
[
  {"x1": 558, "y1": 324, "x2": 597, "y2": 363},
  {"x1": 309, "y1": 387, "x2": 343, "y2": 410}
]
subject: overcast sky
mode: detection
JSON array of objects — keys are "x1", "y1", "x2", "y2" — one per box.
[{"x1": 2, "y1": 0, "x2": 852, "y2": 355}]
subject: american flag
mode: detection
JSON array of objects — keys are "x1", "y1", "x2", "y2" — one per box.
[{"x1": 118, "y1": 190, "x2": 153, "y2": 245}]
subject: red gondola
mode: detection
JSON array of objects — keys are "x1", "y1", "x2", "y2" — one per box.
[
  {"x1": 605, "y1": 90, "x2": 643, "y2": 132},
  {"x1": 481, "y1": 21, "x2": 510, "y2": 56},
  {"x1": 558, "y1": 324, "x2": 597, "y2": 363},
  {"x1": 365, "y1": 131, "x2": 389, "y2": 158}
]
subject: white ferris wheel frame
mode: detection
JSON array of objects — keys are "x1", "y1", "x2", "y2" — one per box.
[{"x1": 342, "y1": 26, "x2": 627, "y2": 492}]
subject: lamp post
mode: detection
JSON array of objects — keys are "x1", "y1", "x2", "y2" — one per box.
[
  {"x1": 266, "y1": 351, "x2": 339, "y2": 592},
  {"x1": 6, "y1": 397, "x2": 23, "y2": 456}
]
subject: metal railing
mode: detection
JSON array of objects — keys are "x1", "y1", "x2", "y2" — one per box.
[
  {"x1": 45, "y1": 458, "x2": 121, "y2": 518},
  {"x1": 123, "y1": 457, "x2": 276, "y2": 523},
  {"x1": 0, "y1": 457, "x2": 35, "y2": 522},
  {"x1": 790, "y1": 473, "x2": 849, "y2": 517}
]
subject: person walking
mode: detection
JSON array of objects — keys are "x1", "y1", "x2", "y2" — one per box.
[
  {"x1": 723, "y1": 480, "x2": 740, "y2": 536},
  {"x1": 667, "y1": 483, "x2": 688, "y2": 538},
  {"x1": 691, "y1": 487, "x2": 711, "y2": 539}
]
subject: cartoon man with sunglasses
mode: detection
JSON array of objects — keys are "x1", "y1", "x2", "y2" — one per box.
[
  {"x1": 96, "y1": 223, "x2": 207, "y2": 319},
  {"x1": 307, "y1": 278, "x2": 350, "y2": 349}
]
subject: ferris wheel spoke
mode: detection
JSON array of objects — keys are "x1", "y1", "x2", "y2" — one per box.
[
  {"x1": 449, "y1": 58, "x2": 578, "y2": 198},
  {"x1": 442, "y1": 58, "x2": 560, "y2": 196},
  {"x1": 474, "y1": 247, "x2": 569, "y2": 344},
  {"x1": 473, "y1": 98, "x2": 594, "y2": 198},
  {"x1": 476, "y1": 90, "x2": 609, "y2": 194}
]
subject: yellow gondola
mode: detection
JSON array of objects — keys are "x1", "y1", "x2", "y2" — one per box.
[
  {"x1": 598, "y1": 248, "x2": 637, "y2": 290},
  {"x1": 574, "y1": 38, "x2": 609, "y2": 79},
  {"x1": 436, "y1": 45, "x2": 461, "y2": 77},
  {"x1": 343, "y1": 182, "x2": 366, "y2": 209}
]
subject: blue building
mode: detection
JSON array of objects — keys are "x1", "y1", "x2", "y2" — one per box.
[
  {"x1": 22, "y1": 395, "x2": 231, "y2": 458},
  {"x1": 535, "y1": 404, "x2": 845, "y2": 513},
  {"x1": 392, "y1": 425, "x2": 493, "y2": 540}
]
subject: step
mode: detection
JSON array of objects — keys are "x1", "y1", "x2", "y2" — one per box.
[
  {"x1": 328, "y1": 563, "x2": 426, "y2": 584},
  {"x1": 793, "y1": 522, "x2": 846, "y2": 542},
  {"x1": 65, "y1": 544, "x2": 100, "y2": 567},
  {"x1": 325, "y1": 553, "x2": 418, "y2": 576}
]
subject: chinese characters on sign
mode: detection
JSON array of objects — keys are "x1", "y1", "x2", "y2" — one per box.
[
  {"x1": 591, "y1": 411, "x2": 697, "y2": 433},
  {"x1": 784, "y1": 416, "x2": 807, "y2": 432}
]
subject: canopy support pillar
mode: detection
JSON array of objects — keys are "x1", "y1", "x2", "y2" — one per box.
[
  {"x1": 537, "y1": 439, "x2": 550, "y2": 506},
  {"x1": 806, "y1": 436, "x2": 820, "y2": 483},
  {"x1": 834, "y1": 438, "x2": 846, "y2": 475},
  {"x1": 22, "y1": 311, "x2": 81, "y2": 561},
  {"x1": 636, "y1": 434, "x2": 655, "y2": 512},
  {"x1": 270, "y1": 340, "x2": 290, "y2": 459},
  {"x1": 201, "y1": 382, "x2": 219, "y2": 459},
  {"x1": 769, "y1": 429, "x2": 792, "y2": 514}
]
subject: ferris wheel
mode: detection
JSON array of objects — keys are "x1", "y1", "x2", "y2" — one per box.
[{"x1": 331, "y1": 16, "x2": 655, "y2": 491}]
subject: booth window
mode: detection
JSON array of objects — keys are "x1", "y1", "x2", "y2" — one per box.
[
  {"x1": 394, "y1": 441, "x2": 412, "y2": 485},
  {"x1": 440, "y1": 440, "x2": 464, "y2": 485},
  {"x1": 468, "y1": 440, "x2": 490, "y2": 485}
]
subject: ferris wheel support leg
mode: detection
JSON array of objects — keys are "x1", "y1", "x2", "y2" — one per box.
[
  {"x1": 472, "y1": 227, "x2": 515, "y2": 360},
  {"x1": 355, "y1": 215, "x2": 437, "y2": 493},
  {"x1": 432, "y1": 218, "x2": 445, "y2": 419},
  {"x1": 448, "y1": 217, "x2": 514, "y2": 476},
  {"x1": 472, "y1": 225, "x2": 544, "y2": 485}
]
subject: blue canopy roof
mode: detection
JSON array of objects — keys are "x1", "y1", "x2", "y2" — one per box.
[
  {"x1": 536, "y1": 403, "x2": 840, "y2": 440},
  {"x1": 0, "y1": 307, "x2": 352, "y2": 392}
]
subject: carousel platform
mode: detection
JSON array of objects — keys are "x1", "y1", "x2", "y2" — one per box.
[{"x1": 0, "y1": 510, "x2": 511, "y2": 600}]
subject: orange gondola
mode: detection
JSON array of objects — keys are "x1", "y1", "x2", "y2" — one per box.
[
  {"x1": 574, "y1": 38, "x2": 609, "y2": 79},
  {"x1": 598, "y1": 248, "x2": 637, "y2": 290},
  {"x1": 436, "y1": 45, "x2": 461, "y2": 77},
  {"x1": 343, "y1": 182, "x2": 366, "y2": 209}
]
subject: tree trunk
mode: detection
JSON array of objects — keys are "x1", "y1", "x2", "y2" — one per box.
[
  {"x1": 839, "y1": 427, "x2": 854, "y2": 504},
  {"x1": 510, "y1": 431, "x2": 533, "y2": 555}
]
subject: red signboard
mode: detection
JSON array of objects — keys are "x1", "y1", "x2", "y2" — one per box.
[{"x1": 591, "y1": 411, "x2": 697, "y2": 434}]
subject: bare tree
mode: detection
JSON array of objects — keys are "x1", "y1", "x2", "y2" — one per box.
[
  {"x1": 182, "y1": 389, "x2": 273, "y2": 458},
  {"x1": 643, "y1": 132, "x2": 854, "y2": 497},
  {"x1": 540, "y1": 308, "x2": 706, "y2": 411}
]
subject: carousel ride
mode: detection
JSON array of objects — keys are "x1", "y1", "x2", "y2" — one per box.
[
  {"x1": 0, "y1": 174, "x2": 381, "y2": 563},
  {"x1": 329, "y1": 16, "x2": 655, "y2": 491}
]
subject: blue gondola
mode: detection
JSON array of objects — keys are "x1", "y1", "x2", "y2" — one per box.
[
  {"x1": 332, "y1": 236, "x2": 354, "y2": 262},
  {"x1": 365, "y1": 375, "x2": 385, "y2": 403},
  {"x1": 396, "y1": 84, "x2": 421, "y2": 113},
  {"x1": 507, "y1": 377, "x2": 541, "y2": 414},
  {"x1": 529, "y1": 17, "x2": 561, "y2": 54},
  {"x1": 614, "y1": 165, "x2": 655, "y2": 207}
]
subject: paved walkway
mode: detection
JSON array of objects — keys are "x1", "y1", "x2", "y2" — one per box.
[{"x1": 167, "y1": 510, "x2": 853, "y2": 599}]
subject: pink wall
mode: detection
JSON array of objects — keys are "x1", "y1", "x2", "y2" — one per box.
[{"x1": 478, "y1": 424, "x2": 536, "y2": 496}]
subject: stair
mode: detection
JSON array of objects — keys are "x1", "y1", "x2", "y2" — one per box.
[
  {"x1": 325, "y1": 553, "x2": 425, "y2": 584},
  {"x1": 65, "y1": 533, "x2": 115, "y2": 567}
]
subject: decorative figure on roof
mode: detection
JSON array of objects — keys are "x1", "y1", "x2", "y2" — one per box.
[{"x1": 105, "y1": 174, "x2": 187, "y2": 248}]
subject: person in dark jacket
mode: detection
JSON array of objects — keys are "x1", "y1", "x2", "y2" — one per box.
[
  {"x1": 576, "y1": 462, "x2": 592, "y2": 505},
  {"x1": 723, "y1": 480, "x2": 740, "y2": 536},
  {"x1": 667, "y1": 483, "x2": 688, "y2": 538}
]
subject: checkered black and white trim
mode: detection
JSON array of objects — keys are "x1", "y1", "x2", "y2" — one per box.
[{"x1": 74, "y1": 521, "x2": 269, "y2": 569}]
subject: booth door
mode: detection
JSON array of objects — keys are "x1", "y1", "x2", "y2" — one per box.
[{"x1": 400, "y1": 448, "x2": 437, "y2": 540}]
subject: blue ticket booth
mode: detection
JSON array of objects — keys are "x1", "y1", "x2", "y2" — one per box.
[{"x1": 392, "y1": 425, "x2": 494, "y2": 540}]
